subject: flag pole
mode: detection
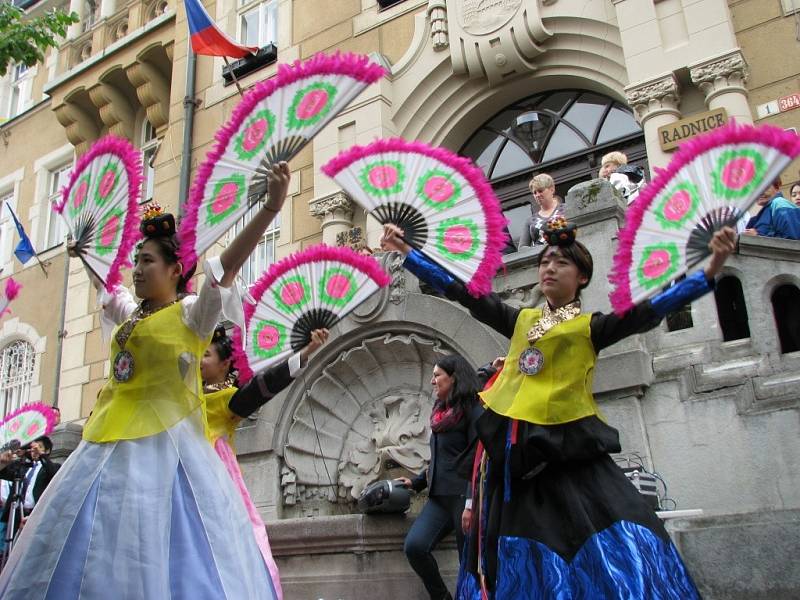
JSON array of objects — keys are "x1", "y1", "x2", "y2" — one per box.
[{"x1": 223, "y1": 56, "x2": 245, "y2": 97}]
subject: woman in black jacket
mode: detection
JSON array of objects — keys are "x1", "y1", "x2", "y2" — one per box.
[{"x1": 398, "y1": 354, "x2": 482, "y2": 600}]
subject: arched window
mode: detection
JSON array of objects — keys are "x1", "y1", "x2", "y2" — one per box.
[
  {"x1": 771, "y1": 284, "x2": 800, "y2": 353},
  {"x1": 0, "y1": 340, "x2": 36, "y2": 417},
  {"x1": 714, "y1": 276, "x2": 750, "y2": 341},
  {"x1": 460, "y1": 90, "x2": 645, "y2": 245}
]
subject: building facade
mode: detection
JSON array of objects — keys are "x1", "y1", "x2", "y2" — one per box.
[{"x1": 0, "y1": 0, "x2": 799, "y2": 598}]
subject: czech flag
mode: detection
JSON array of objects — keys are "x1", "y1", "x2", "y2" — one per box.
[{"x1": 184, "y1": 0, "x2": 257, "y2": 58}]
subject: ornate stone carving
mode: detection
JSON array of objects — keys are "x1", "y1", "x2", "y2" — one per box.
[
  {"x1": 88, "y1": 78, "x2": 135, "y2": 140},
  {"x1": 428, "y1": 0, "x2": 448, "y2": 50},
  {"x1": 280, "y1": 334, "x2": 448, "y2": 510},
  {"x1": 445, "y1": 0, "x2": 551, "y2": 86},
  {"x1": 125, "y1": 46, "x2": 172, "y2": 130},
  {"x1": 624, "y1": 74, "x2": 681, "y2": 123},
  {"x1": 308, "y1": 191, "x2": 354, "y2": 221},
  {"x1": 54, "y1": 90, "x2": 102, "y2": 155},
  {"x1": 338, "y1": 394, "x2": 430, "y2": 500},
  {"x1": 689, "y1": 50, "x2": 749, "y2": 103}
]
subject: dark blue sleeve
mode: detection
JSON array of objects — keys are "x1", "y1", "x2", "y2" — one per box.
[
  {"x1": 773, "y1": 206, "x2": 800, "y2": 240},
  {"x1": 650, "y1": 270, "x2": 715, "y2": 318},
  {"x1": 403, "y1": 249, "x2": 454, "y2": 294}
]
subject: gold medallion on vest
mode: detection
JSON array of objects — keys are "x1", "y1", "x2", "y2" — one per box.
[
  {"x1": 113, "y1": 299, "x2": 179, "y2": 382},
  {"x1": 518, "y1": 300, "x2": 581, "y2": 375}
]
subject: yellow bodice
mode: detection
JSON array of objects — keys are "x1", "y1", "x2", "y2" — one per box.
[
  {"x1": 204, "y1": 386, "x2": 240, "y2": 445},
  {"x1": 479, "y1": 309, "x2": 602, "y2": 425},
  {"x1": 83, "y1": 301, "x2": 211, "y2": 443}
]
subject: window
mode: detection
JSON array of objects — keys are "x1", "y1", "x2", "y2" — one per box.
[
  {"x1": 239, "y1": 0, "x2": 277, "y2": 48},
  {"x1": 231, "y1": 204, "x2": 280, "y2": 286},
  {"x1": 0, "y1": 192, "x2": 11, "y2": 265},
  {"x1": 0, "y1": 340, "x2": 36, "y2": 417},
  {"x1": 771, "y1": 284, "x2": 800, "y2": 353},
  {"x1": 7, "y1": 64, "x2": 30, "y2": 119},
  {"x1": 45, "y1": 164, "x2": 71, "y2": 249},
  {"x1": 141, "y1": 119, "x2": 158, "y2": 202},
  {"x1": 714, "y1": 276, "x2": 750, "y2": 342}
]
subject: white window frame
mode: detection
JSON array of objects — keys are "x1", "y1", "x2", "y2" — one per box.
[
  {"x1": 6, "y1": 63, "x2": 33, "y2": 120},
  {"x1": 44, "y1": 164, "x2": 71, "y2": 250},
  {"x1": 230, "y1": 204, "x2": 281, "y2": 286},
  {"x1": 141, "y1": 119, "x2": 159, "y2": 203},
  {"x1": 0, "y1": 168, "x2": 25, "y2": 273},
  {"x1": 781, "y1": 0, "x2": 800, "y2": 15},
  {"x1": 30, "y1": 144, "x2": 74, "y2": 256},
  {"x1": 237, "y1": 0, "x2": 278, "y2": 48},
  {"x1": 0, "y1": 340, "x2": 36, "y2": 417},
  {"x1": 0, "y1": 192, "x2": 11, "y2": 271}
]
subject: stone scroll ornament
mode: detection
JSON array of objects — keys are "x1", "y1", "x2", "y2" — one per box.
[
  {"x1": 0, "y1": 403, "x2": 59, "y2": 449},
  {"x1": 54, "y1": 135, "x2": 144, "y2": 292},
  {"x1": 609, "y1": 121, "x2": 800, "y2": 315},
  {"x1": 232, "y1": 245, "x2": 391, "y2": 381},
  {"x1": 0, "y1": 276, "x2": 22, "y2": 318},
  {"x1": 177, "y1": 52, "x2": 386, "y2": 272},
  {"x1": 321, "y1": 139, "x2": 509, "y2": 297}
]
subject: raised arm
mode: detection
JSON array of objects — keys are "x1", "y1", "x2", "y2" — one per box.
[
  {"x1": 217, "y1": 162, "x2": 291, "y2": 288},
  {"x1": 380, "y1": 224, "x2": 519, "y2": 338}
]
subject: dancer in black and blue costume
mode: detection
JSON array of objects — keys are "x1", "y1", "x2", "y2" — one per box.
[{"x1": 380, "y1": 217, "x2": 737, "y2": 599}]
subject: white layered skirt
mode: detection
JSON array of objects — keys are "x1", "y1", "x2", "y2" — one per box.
[{"x1": 0, "y1": 411, "x2": 277, "y2": 600}]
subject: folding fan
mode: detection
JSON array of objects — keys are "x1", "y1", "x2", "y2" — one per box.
[
  {"x1": 321, "y1": 139, "x2": 508, "y2": 297},
  {"x1": 610, "y1": 121, "x2": 800, "y2": 315},
  {"x1": 0, "y1": 276, "x2": 21, "y2": 317},
  {"x1": 55, "y1": 135, "x2": 143, "y2": 292},
  {"x1": 232, "y1": 245, "x2": 391, "y2": 381},
  {"x1": 0, "y1": 403, "x2": 58, "y2": 449},
  {"x1": 178, "y1": 52, "x2": 386, "y2": 271}
]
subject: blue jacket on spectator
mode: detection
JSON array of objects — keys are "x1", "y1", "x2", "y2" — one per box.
[{"x1": 745, "y1": 193, "x2": 800, "y2": 240}]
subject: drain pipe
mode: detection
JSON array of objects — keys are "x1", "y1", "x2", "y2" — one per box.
[
  {"x1": 178, "y1": 46, "x2": 197, "y2": 217},
  {"x1": 52, "y1": 253, "x2": 71, "y2": 408}
]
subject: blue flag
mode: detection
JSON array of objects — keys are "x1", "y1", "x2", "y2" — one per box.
[{"x1": 5, "y1": 204, "x2": 36, "y2": 265}]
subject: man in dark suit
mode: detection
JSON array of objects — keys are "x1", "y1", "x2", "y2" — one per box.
[{"x1": 0, "y1": 436, "x2": 61, "y2": 542}]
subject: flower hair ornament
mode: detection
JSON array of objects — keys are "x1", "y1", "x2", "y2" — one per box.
[
  {"x1": 541, "y1": 216, "x2": 577, "y2": 247},
  {"x1": 140, "y1": 202, "x2": 176, "y2": 238}
]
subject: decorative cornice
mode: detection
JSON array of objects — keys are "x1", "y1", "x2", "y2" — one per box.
[
  {"x1": 308, "y1": 191, "x2": 354, "y2": 220},
  {"x1": 689, "y1": 49, "x2": 749, "y2": 103},
  {"x1": 624, "y1": 74, "x2": 681, "y2": 123}
]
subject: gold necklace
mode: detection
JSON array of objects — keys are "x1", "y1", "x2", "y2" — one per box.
[
  {"x1": 112, "y1": 298, "x2": 179, "y2": 382},
  {"x1": 203, "y1": 374, "x2": 236, "y2": 394},
  {"x1": 519, "y1": 300, "x2": 581, "y2": 376}
]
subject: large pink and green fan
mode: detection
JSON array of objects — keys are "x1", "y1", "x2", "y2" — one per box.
[
  {"x1": 55, "y1": 135, "x2": 143, "y2": 292},
  {"x1": 233, "y1": 246, "x2": 390, "y2": 381},
  {"x1": 0, "y1": 403, "x2": 58, "y2": 449},
  {"x1": 321, "y1": 139, "x2": 508, "y2": 297},
  {"x1": 0, "y1": 276, "x2": 21, "y2": 318},
  {"x1": 178, "y1": 53, "x2": 386, "y2": 271},
  {"x1": 610, "y1": 121, "x2": 800, "y2": 314}
]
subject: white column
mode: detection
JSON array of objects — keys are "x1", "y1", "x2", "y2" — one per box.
[
  {"x1": 67, "y1": 0, "x2": 85, "y2": 39},
  {"x1": 100, "y1": 0, "x2": 117, "y2": 19},
  {"x1": 625, "y1": 74, "x2": 682, "y2": 173},
  {"x1": 309, "y1": 192, "x2": 355, "y2": 246},
  {"x1": 690, "y1": 49, "x2": 753, "y2": 125}
]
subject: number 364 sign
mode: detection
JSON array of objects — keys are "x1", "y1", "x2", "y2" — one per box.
[{"x1": 778, "y1": 93, "x2": 800, "y2": 112}]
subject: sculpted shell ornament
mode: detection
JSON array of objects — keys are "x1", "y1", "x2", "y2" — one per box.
[{"x1": 281, "y1": 333, "x2": 448, "y2": 506}]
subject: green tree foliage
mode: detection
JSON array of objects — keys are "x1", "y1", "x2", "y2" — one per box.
[{"x1": 0, "y1": 3, "x2": 79, "y2": 77}]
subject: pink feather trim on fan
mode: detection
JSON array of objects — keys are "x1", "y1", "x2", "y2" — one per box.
[
  {"x1": 321, "y1": 138, "x2": 509, "y2": 297},
  {"x1": 0, "y1": 402, "x2": 59, "y2": 437},
  {"x1": 232, "y1": 244, "x2": 391, "y2": 382},
  {"x1": 56, "y1": 135, "x2": 144, "y2": 293},
  {"x1": 4, "y1": 277, "x2": 21, "y2": 301},
  {"x1": 608, "y1": 120, "x2": 800, "y2": 315},
  {"x1": 177, "y1": 52, "x2": 387, "y2": 272}
]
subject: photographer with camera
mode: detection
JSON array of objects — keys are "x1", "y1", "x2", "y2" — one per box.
[{"x1": 0, "y1": 437, "x2": 60, "y2": 549}]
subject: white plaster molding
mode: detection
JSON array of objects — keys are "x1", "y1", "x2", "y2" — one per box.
[
  {"x1": 0, "y1": 317, "x2": 49, "y2": 405},
  {"x1": 354, "y1": 0, "x2": 428, "y2": 36},
  {"x1": 427, "y1": 0, "x2": 448, "y2": 50},
  {"x1": 624, "y1": 73, "x2": 681, "y2": 124},
  {"x1": 308, "y1": 191, "x2": 354, "y2": 222},
  {"x1": 0, "y1": 167, "x2": 26, "y2": 273},
  {"x1": 689, "y1": 49, "x2": 749, "y2": 105}
]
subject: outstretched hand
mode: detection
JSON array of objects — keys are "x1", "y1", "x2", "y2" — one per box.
[
  {"x1": 704, "y1": 226, "x2": 737, "y2": 279},
  {"x1": 300, "y1": 328, "x2": 330, "y2": 365},
  {"x1": 265, "y1": 161, "x2": 291, "y2": 213},
  {"x1": 379, "y1": 224, "x2": 412, "y2": 255}
]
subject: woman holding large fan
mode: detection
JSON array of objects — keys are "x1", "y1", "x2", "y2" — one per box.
[
  {"x1": 380, "y1": 218, "x2": 736, "y2": 599},
  {"x1": 201, "y1": 325, "x2": 330, "y2": 600},
  {"x1": 0, "y1": 162, "x2": 292, "y2": 599}
]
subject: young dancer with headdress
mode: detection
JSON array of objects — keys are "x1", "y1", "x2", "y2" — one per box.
[
  {"x1": 201, "y1": 324, "x2": 330, "y2": 599},
  {"x1": 0, "y1": 164, "x2": 291, "y2": 599},
  {"x1": 381, "y1": 217, "x2": 736, "y2": 599}
]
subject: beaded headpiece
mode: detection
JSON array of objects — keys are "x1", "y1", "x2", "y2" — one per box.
[
  {"x1": 140, "y1": 201, "x2": 176, "y2": 237},
  {"x1": 541, "y1": 216, "x2": 577, "y2": 247}
]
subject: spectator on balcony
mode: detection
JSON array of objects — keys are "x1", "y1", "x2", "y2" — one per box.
[
  {"x1": 743, "y1": 177, "x2": 800, "y2": 241},
  {"x1": 599, "y1": 151, "x2": 627, "y2": 180},
  {"x1": 600, "y1": 150, "x2": 645, "y2": 204},
  {"x1": 790, "y1": 182, "x2": 800, "y2": 207},
  {"x1": 518, "y1": 174, "x2": 564, "y2": 248}
]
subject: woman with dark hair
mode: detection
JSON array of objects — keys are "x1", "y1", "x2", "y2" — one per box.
[
  {"x1": 398, "y1": 353, "x2": 483, "y2": 600},
  {"x1": 0, "y1": 164, "x2": 292, "y2": 599},
  {"x1": 382, "y1": 217, "x2": 737, "y2": 599},
  {"x1": 201, "y1": 325, "x2": 330, "y2": 600}
]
